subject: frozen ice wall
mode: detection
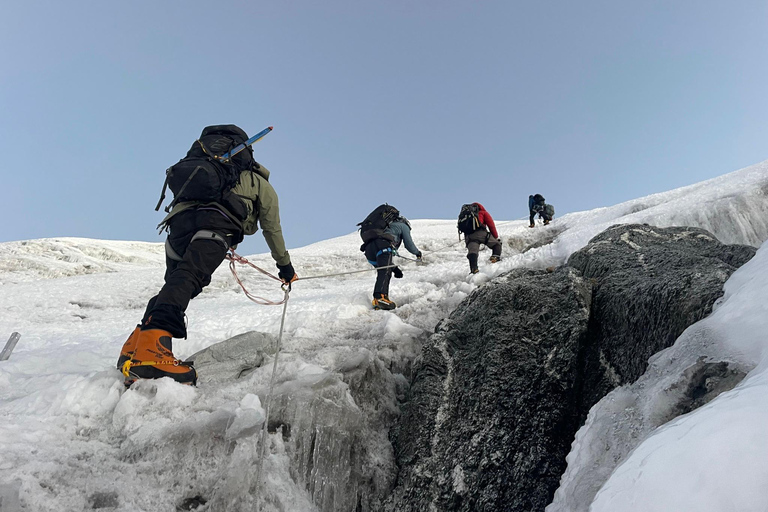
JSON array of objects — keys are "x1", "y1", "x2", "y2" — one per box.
[{"x1": 542, "y1": 160, "x2": 768, "y2": 261}]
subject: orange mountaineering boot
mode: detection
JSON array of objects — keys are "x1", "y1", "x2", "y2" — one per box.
[
  {"x1": 116, "y1": 326, "x2": 141, "y2": 370},
  {"x1": 120, "y1": 329, "x2": 197, "y2": 387},
  {"x1": 372, "y1": 294, "x2": 397, "y2": 310}
]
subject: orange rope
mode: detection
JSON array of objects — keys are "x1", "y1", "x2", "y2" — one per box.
[{"x1": 226, "y1": 250, "x2": 289, "y2": 306}]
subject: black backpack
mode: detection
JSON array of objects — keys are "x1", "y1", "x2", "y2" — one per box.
[
  {"x1": 457, "y1": 203, "x2": 482, "y2": 234},
  {"x1": 155, "y1": 125, "x2": 255, "y2": 220},
  {"x1": 358, "y1": 204, "x2": 399, "y2": 244}
]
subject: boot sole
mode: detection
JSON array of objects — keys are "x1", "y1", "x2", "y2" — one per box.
[
  {"x1": 124, "y1": 376, "x2": 197, "y2": 388},
  {"x1": 122, "y1": 364, "x2": 197, "y2": 387}
]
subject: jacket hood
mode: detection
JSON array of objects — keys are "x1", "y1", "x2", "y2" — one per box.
[
  {"x1": 254, "y1": 162, "x2": 270, "y2": 181},
  {"x1": 395, "y1": 216, "x2": 411, "y2": 229},
  {"x1": 473, "y1": 202, "x2": 487, "y2": 212}
]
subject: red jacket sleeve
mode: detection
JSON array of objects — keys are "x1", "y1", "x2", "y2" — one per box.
[{"x1": 479, "y1": 210, "x2": 498, "y2": 238}]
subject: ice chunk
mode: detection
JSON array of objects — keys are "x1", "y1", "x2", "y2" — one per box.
[{"x1": 225, "y1": 393, "x2": 265, "y2": 441}]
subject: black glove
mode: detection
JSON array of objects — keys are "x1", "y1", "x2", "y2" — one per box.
[
  {"x1": 277, "y1": 262, "x2": 297, "y2": 283},
  {"x1": 416, "y1": 251, "x2": 422, "y2": 259},
  {"x1": 393, "y1": 266, "x2": 403, "y2": 279}
]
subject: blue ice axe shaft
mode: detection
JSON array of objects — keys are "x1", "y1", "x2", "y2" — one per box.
[{"x1": 220, "y1": 126, "x2": 273, "y2": 162}]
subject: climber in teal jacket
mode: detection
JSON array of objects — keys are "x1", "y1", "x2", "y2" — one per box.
[{"x1": 385, "y1": 217, "x2": 422, "y2": 259}]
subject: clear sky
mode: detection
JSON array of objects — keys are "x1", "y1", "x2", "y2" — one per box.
[{"x1": 2, "y1": 0, "x2": 767, "y2": 255}]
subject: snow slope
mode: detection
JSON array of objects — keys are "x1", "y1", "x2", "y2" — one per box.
[{"x1": 0, "y1": 160, "x2": 767, "y2": 511}]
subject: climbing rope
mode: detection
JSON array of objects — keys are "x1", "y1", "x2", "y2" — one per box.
[
  {"x1": 222, "y1": 249, "x2": 292, "y2": 509},
  {"x1": 225, "y1": 248, "x2": 406, "y2": 510},
  {"x1": 297, "y1": 263, "x2": 400, "y2": 281},
  {"x1": 227, "y1": 230, "x2": 492, "y2": 508},
  {"x1": 228, "y1": 248, "x2": 407, "y2": 285},
  {"x1": 226, "y1": 250, "x2": 289, "y2": 306},
  {"x1": 224, "y1": 233, "x2": 485, "y2": 510},
  {"x1": 494, "y1": 215, "x2": 531, "y2": 227},
  {"x1": 423, "y1": 237, "x2": 464, "y2": 254},
  {"x1": 229, "y1": 255, "x2": 402, "y2": 283},
  {"x1": 254, "y1": 285, "x2": 290, "y2": 512}
]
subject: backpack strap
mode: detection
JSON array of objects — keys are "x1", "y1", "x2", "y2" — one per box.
[
  {"x1": 165, "y1": 166, "x2": 202, "y2": 212},
  {"x1": 155, "y1": 168, "x2": 171, "y2": 211}
]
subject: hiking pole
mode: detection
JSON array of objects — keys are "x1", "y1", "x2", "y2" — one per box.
[{"x1": 219, "y1": 126, "x2": 273, "y2": 163}]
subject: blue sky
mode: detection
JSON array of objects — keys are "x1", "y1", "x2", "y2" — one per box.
[{"x1": 2, "y1": 0, "x2": 767, "y2": 255}]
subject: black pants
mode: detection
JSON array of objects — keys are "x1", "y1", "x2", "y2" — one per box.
[
  {"x1": 141, "y1": 208, "x2": 242, "y2": 338},
  {"x1": 530, "y1": 208, "x2": 551, "y2": 224},
  {"x1": 364, "y1": 239, "x2": 395, "y2": 298}
]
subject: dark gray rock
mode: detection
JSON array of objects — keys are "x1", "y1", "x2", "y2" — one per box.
[
  {"x1": 386, "y1": 224, "x2": 755, "y2": 512},
  {"x1": 567, "y1": 224, "x2": 755, "y2": 410},
  {"x1": 387, "y1": 267, "x2": 592, "y2": 512}
]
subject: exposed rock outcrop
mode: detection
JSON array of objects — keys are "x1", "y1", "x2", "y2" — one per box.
[
  {"x1": 387, "y1": 267, "x2": 592, "y2": 512},
  {"x1": 387, "y1": 224, "x2": 755, "y2": 512},
  {"x1": 567, "y1": 224, "x2": 756, "y2": 411}
]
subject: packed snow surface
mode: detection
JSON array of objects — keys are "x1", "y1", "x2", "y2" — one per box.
[{"x1": 0, "y1": 160, "x2": 767, "y2": 511}]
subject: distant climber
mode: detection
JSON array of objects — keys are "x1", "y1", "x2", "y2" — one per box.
[
  {"x1": 529, "y1": 194, "x2": 554, "y2": 227},
  {"x1": 457, "y1": 203, "x2": 502, "y2": 274},
  {"x1": 358, "y1": 205, "x2": 422, "y2": 310},
  {"x1": 117, "y1": 125, "x2": 297, "y2": 386}
]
